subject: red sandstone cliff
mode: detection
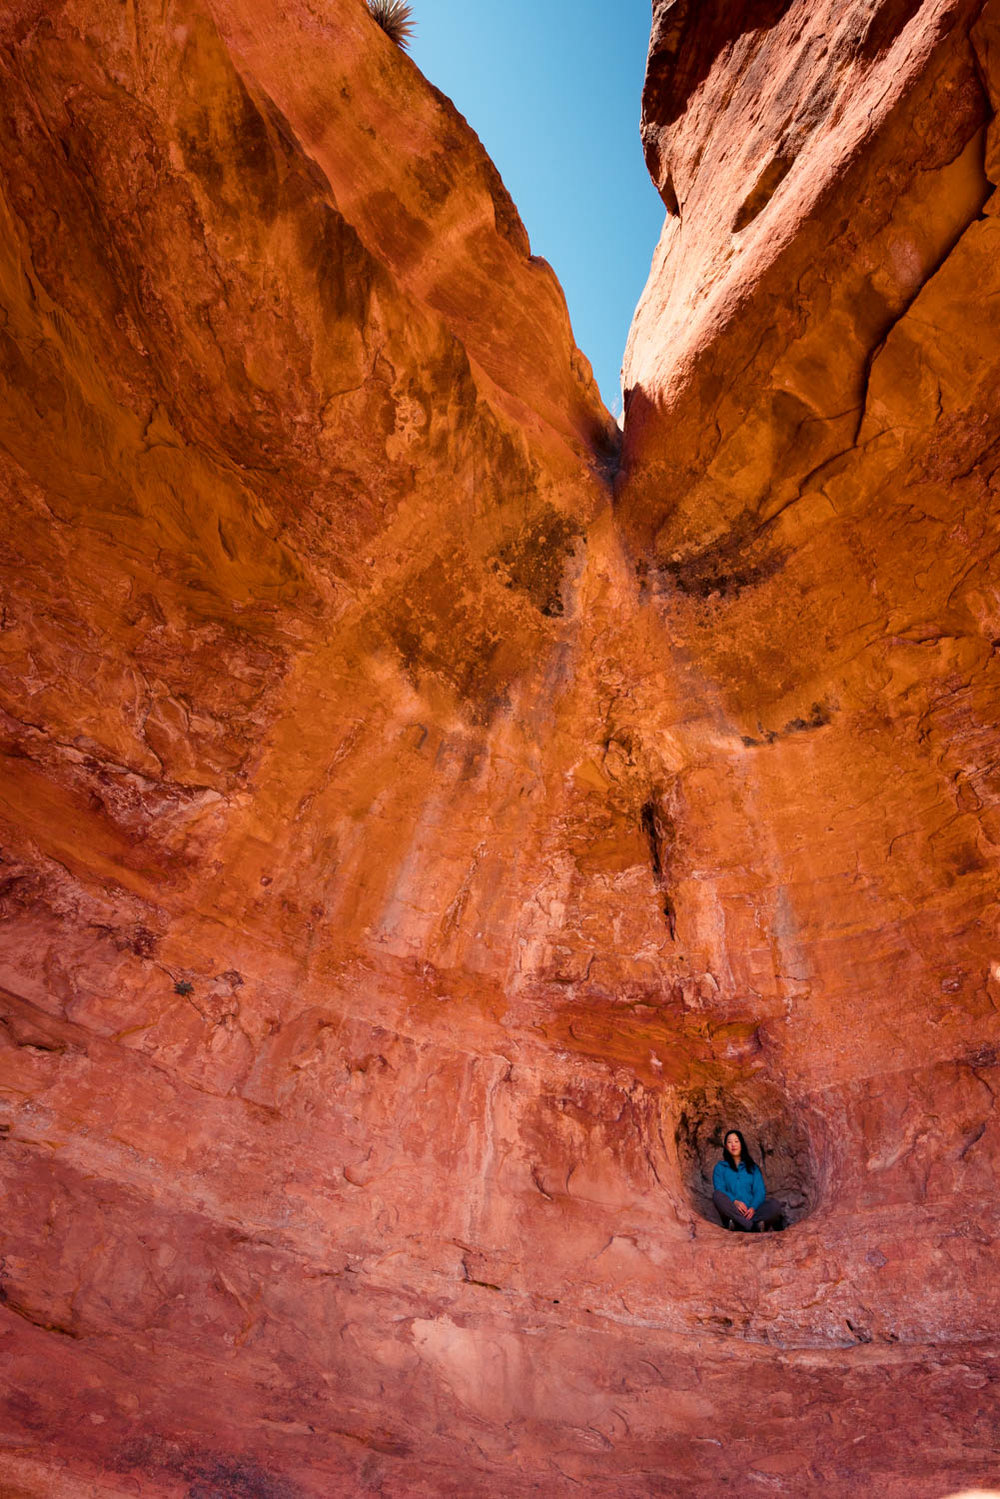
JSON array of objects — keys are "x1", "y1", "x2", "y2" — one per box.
[{"x1": 0, "y1": 0, "x2": 998, "y2": 1495}]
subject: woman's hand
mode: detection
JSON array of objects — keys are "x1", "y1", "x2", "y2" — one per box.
[{"x1": 734, "y1": 1200, "x2": 754, "y2": 1220}]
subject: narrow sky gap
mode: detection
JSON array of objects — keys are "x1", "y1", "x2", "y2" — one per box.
[{"x1": 407, "y1": 0, "x2": 665, "y2": 414}]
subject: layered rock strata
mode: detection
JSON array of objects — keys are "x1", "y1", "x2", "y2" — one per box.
[{"x1": 0, "y1": 0, "x2": 998, "y2": 1494}]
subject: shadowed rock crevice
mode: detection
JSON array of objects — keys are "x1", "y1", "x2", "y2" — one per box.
[
  {"x1": 733, "y1": 149, "x2": 796, "y2": 231},
  {"x1": 639, "y1": 796, "x2": 678, "y2": 936}
]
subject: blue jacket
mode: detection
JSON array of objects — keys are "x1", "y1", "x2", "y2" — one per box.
[{"x1": 713, "y1": 1158, "x2": 765, "y2": 1208}]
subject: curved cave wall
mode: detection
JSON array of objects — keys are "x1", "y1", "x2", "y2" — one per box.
[{"x1": 1, "y1": 0, "x2": 999, "y2": 1496}]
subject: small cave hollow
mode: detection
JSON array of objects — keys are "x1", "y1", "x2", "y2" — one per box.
[{"x1": 673, "y1": 1081, "x2": 824, "y2": 1231}]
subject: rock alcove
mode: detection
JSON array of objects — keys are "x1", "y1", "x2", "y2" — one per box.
[
  {"x1": 673, "y1": 1081, "x2": 827, "y2": 1230},
  {"x1": 1, "y1": 0, "x2": 999, "y2": 1495}
]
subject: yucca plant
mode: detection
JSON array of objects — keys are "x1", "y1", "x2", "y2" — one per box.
[{"x1": 367, "y1": 0, "x2": 415, "y2": 50}]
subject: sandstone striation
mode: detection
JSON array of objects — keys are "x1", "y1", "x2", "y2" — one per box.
[{"x1": 0, "y1": 0, "x2": 998, "y2": 1494}]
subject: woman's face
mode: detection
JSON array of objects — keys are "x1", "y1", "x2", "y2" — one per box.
[{"x1": 725, "y1": 1132, "x2": 742, "y2": 1160}]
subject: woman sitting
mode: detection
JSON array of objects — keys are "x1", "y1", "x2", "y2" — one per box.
[{"x1": 712, "y1": 1128, "x2": 785, "y2": 1232}]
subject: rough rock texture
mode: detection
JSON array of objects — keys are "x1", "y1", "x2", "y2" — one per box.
[{"x1": 0, "y1": 0, "x2": 999, "y2": 1495}]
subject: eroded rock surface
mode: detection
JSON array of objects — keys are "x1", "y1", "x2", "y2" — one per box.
[{"x1": 0, "y1": 0, "x2": 998, "y2": 1494}]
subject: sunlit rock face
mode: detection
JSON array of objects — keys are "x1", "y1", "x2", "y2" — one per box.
[{"x1": 1, "y1": 0, "x2": 998, "y2": 1494}]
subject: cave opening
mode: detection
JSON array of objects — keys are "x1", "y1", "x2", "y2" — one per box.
[{"x1": 673, "y1": 1081, "x2": 825, "y2": 1231}]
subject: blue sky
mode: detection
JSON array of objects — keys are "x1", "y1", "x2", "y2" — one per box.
[{"x1": 407, "y1": 0, "x2": 664, "y2": 414}]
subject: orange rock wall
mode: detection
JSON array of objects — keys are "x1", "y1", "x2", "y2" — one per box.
[{"x1": 0, "y1": 0, "x2": 998, "y2": 1494}]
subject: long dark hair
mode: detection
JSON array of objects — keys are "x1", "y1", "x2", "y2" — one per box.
[{"x1": 722, "y1": 1127, "x2": 759, "y2": 1175}]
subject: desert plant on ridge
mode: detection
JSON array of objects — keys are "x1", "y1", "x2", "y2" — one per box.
[{"x1": 367, "y1": 0, "x2": 415, "y2": 50}]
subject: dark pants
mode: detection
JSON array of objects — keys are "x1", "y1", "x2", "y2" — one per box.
[{"x1": 713, "y1": 1189, "x2": 784, "y2": 1231}]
